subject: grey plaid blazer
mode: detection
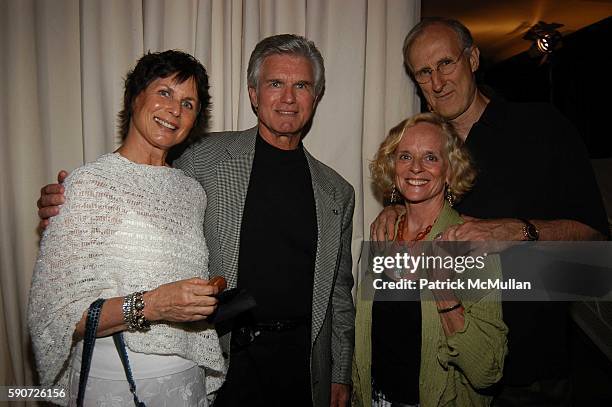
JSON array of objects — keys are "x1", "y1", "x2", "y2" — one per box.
[{"x1": 175, "y1": 126, "x2": 355, "y2": 406}]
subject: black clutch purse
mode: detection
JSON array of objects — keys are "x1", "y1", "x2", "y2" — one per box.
[{"x1": 207, "y1": 288, "x2": 256, "y2": 325}]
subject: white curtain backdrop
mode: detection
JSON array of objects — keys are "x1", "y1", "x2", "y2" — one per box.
[{"x1": 0, "y1": 0, "x2": 420, "y2": 389}]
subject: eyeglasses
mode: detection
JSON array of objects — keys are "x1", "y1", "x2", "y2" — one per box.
[{"x1": 412, "y1": 48, "x2": 468, "y2": 84}]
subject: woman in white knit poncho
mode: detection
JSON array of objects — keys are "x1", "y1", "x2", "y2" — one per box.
[{"x1": 29, "y1": 50, "x2": 225, "y2": 406}]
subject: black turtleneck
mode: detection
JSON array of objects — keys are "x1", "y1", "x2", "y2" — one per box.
[{"x1": 237, "y1": 134, "x2": 318, "y2": 321}]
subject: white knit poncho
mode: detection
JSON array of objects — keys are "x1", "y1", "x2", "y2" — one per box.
[{"x1": 28, "y1": 153, "x2": 226, "y2": 405}]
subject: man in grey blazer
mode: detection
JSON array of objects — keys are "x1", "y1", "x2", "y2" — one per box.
[
  {"x1": 176, "y1": 34, "x2": 355, "y2": 407},
  {"x1": 38, "y1": 34, "x2": 354, "y2": 407}
]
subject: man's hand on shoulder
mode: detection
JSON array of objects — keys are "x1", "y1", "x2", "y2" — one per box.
[
  {"x1": 330, "y1": 383, "x2": 350, "y2": 407},
  {"x1": 370, "y1": 204, "x2": 406, "y2": 241},
  {"x1": 442, "y1": 217, "x2": 524, "y2": 241},
  {"x1": 37, "y1": 170, "x2": 69, "y2": 230}
]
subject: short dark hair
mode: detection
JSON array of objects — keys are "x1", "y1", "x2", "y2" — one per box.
[
  {"x1": 117, "y1": 50, "x2": 210, "y2": 146},
  {"x1": 403, "y1": 17, "x2": 474, "y2": 70},
  {"x1": 247, "y1": 34, "x2": 325, "y2": 98}
]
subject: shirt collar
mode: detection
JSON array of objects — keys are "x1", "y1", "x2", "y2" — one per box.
[{"x1": 475, "y1": 96, "x2": 508, "y2": 129}]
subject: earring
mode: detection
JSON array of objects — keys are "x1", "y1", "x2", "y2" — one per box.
[
  {"x1": 390, "y1": 185, "x2": 400, "y2": 204},
  {"x1": 445, "y1": 183, "x2": 455, "y2": 207}
]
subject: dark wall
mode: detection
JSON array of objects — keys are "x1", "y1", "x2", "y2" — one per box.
[{"x1": 483, "y1": 17, "x2": 612, "y2": 158}]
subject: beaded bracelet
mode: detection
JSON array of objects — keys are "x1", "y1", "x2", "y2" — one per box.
[{"x1": 122, "y1": 291, "x2": 151, "y2": 331}]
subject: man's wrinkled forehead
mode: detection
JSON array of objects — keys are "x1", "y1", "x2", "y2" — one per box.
[
  {"x1": 406, "y1": 24, "x2": 462, "y2": 69},
  {"x1": 260, "y1": 53, "x2": 314, "y2": 78}
]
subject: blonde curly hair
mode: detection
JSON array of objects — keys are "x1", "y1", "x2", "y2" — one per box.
[{"x1": 370, "y1": 112, "x2": 476, "y2": 202}]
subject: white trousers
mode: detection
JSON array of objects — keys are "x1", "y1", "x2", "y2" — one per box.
[{"x1": 69, "y1": 364, "x2": 208, "y2": 407}]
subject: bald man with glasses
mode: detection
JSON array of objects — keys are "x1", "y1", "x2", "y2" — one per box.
[{"x1": 371, "y1": 17, "x2": 608, "y2": 407}]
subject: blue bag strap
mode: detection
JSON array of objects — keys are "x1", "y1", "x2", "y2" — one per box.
[
  {"x1": 77, "y1": 298, "x2": 105, "y2": 407},
  {"x1": 113, "y1": 332, "x2": 146, "y2": 407}
]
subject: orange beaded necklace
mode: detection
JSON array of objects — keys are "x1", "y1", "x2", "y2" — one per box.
[{"x1": 396, "y1": 217, "x2": 433, "y2": 244}]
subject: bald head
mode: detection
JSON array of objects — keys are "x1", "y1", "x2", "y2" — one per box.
[{"x1": 403, "y1": 17, "x2": 474, "y2": 70}]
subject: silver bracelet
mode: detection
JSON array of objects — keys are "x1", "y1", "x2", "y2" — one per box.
[{"x1": 122, "y1": 291, "x2": 150, "y2": 331}]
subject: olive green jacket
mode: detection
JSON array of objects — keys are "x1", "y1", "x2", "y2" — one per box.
[{"x1": 352, "y1": 203, "x2": 508, "y2": 406}]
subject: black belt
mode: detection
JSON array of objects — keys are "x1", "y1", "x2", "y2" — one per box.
[{"x1": 231, "y1": 317, "x2": 310, "y2": 350}]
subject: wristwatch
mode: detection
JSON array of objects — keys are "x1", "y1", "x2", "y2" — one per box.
[{"x1": 519, "y1": 218, "x2": 539, "y2": 241}]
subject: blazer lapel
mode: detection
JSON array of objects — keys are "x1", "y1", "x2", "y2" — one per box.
[
  {"x1": 216, "y1": 127, "x2": 258, "y2": 288},
  {"x1": 306, "y1": 150, "x2": 343, "y2": 342}
]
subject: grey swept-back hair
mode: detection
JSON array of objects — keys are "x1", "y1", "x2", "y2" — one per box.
[
  {"x1": 403, "y1": 17, "x2": 474, "y2": 70},
  {"x1": 247, "y1": 34, "x2": 325, "y2": 98}
]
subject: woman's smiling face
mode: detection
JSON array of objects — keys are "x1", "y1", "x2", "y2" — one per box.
[
  {"x1": 394, "y1": 121, "x2": 450, "y2": 204},
  {"x1": 128, "y1": 74, "x2": 199, "y2": 151}
]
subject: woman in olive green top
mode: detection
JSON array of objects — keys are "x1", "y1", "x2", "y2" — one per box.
[{"x1": 353, "y1": 113, "x2": 507, "y2": 406}]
